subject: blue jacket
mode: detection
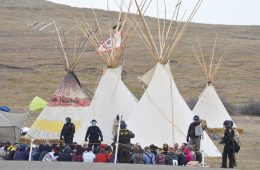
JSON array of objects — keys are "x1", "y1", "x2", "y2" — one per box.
[{"x1": 143, "y1": 152, "x2": 155, "y2": 164}]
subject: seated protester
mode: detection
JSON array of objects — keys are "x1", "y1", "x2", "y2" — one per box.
[
  {"x1": 108, "y1": 143, "x2": 116, "y2": 163},
  {"x1": 42, "y1": 145, "x2": 59, "y2": 162},
  {"x1": 177, "y1": 149, "x2": 186, "y2": 166},
  {"x1": 187, "y1": 146, "x2": 196, "y2": 161},
  {"x1": 143, "y1": 146, "x2": 155, "y2": 165},
  {"x1": 5, "y1": 143, "x2": 17, "y2": 160},
  {"x1": 180, "y1": 143, "x2": 187, "y2": 152},
  {"x1": 184, "y1": 147, "x2": 192, "y2": 164},
  {"x1": 30, "y1": 145, "x2": 38, "y2": 161},
  {"x1": 155, "y1": 149, "x2": 166, "y2": 165},
  {"x1": 39, "y1": 144, "x2": 52, "y2": 161},
  {"x1": 131, "y1": 146, "x2": 144, "y2": 164},
  {"x1": 72, "y1": 145, "x2": 83, "y2": 162},
  {"x1": 57, "y1": 146, "x2": 72, "y2": 161},
  {"x1": 82, "y1": 147, "x2": 96, "y2": 163},
  {"x1": 165, "y1": 147, "x2": 178, "y2": 165},
  {"x1": 149, "y1": 144, "x2": 158, "y2": 157},
  {"x1": 173, "y1": 143, "x2": 179, "y2": 152},
  {"x1": 14, "y1": 144, "x2": 29, "y2": 160},
  {"x1": 105, "y1": 145, "x2": 113, "y2": 162},
  {"x1": 95, "y1": 148, "x2": 108, "y2": 163},
  {"x1": 33, "y1": 144, "x2": 45, "y2": 161},
  {"x1": 162, "y1": 143, "x2": 169, "y2": 155}
]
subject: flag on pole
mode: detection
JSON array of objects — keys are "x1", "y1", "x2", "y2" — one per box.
[{"x1": 97, "y1": 31, "x2": 122, "y2": 54}]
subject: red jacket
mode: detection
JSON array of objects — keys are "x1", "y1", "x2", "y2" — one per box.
[{"x1": 95, "y1": 153, "x2": 108, "y2": 162}]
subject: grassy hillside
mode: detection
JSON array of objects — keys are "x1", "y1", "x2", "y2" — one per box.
[{"x1": 0, "y1": 0, "x2": 260, "y2": 112}]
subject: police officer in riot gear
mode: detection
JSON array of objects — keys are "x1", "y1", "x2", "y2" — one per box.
[
  {"x1": 60, "y1": 117, "x2": 75, "y2": 144},
  {"x1": 114, "y1": 121, "x2": 135, "y2": 163},
  {"x1": 85, "y1": 119, "x2": 103, "y2": 153},
  {"x1": 220, "y1": 120, "x2": 236, "y2": 168},
  {"x1": 187, "y1": 115, "x2": 202, "y2": 151}
]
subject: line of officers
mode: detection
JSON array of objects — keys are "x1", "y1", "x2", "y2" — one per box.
[
  {"x1": 60, "y1": 115, "x2": 237, "y2": 167},
  {"x1": 60, "y1": 115, "x2": 134, "y2": 163}
]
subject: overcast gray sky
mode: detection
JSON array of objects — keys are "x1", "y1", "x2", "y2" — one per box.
[{"x1": 47, "y1": 0, "x2": 260, "y2": 25}]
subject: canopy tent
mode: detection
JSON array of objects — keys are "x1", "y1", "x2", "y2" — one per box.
[
  {"x1": 76, "y1": 1, "x2": 140, "y2": 144},
  {"x1": 127, "y1": 0, "x2": 221, "y2": 157},
  {"x1": 192, "y1": 34, "x2": 236, "y2": 129},
  {"x1": 27, "y1": 24, "x2": 92, "y2": 141},
  {"x1": 0, "y1": 111, "x2": 28, "y2": 143}
]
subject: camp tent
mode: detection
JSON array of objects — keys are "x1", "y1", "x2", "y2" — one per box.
[
  {"x1": 76, "y1": 2, "x2": 139, "y2": 144},
  {"x1": 127, "y1": 0, "x2": 221, "y2": 157},
  {"x1": 192, "y1": 34, "x2": 236, "y2": 129},
  {"x1": 0, "y1": 111, "x2": 27, "y2": 143},
  {"x1": 27, "y1": 24, "x2": 92, "y2": 141}
]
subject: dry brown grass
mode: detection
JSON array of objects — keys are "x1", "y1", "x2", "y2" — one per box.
[
  {"x1": 204, "y1": 116, "x2": 260, "y2": 169},
  {"x1": 1, "y1": 0, "x2": 260, "y2": 112}
]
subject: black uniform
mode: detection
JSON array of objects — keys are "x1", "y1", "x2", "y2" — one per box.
[
  {"x1": 114, "y1": 129, "x2": 135, "y2": 163},
  {"x1": 60, "y1": 122, "x2": 75, "y2": 144},
  {"x1": 85, "y1": 126, "x2": 103, "y2": 153},
  {"x1": 187, "y1": 121, "x2": 201, "y2": 151},
  {"x1": 220, "y1": 127, "x2": 236, "y2": 168}
]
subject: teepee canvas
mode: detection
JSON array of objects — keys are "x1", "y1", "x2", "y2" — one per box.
[
  {"x1": 127, "y1": 0, "x2": 221, "y2": 157},
  {"x1": 192, "y1": 34, "x2": 236, "y2": 129},
  {"x1": 77, "y1": 2, "x2": 140, "y2": 144},
  {"x1": 27, "y1": 23, "x2": 92, "y2": 141}
]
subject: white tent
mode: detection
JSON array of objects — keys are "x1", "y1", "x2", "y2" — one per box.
[
  {"x1": 27, "y1": 72, "x2": 92, "y2": 141},
  {"x1": 0, "y1": 111, "x2": 28, "y2": 143},
  {"x1": 77, "y1": 2, "x2": 140, "y2": 144},
  {"x1": 192, "y1": 34, "x2": 236, "y2": 129},
  {"x1": 127, "y1": 0, "x2": 221, "y2": 157},
  {"x1": 27, "y1": 23, "x2": 92, "y2": 141},
  {"x1": 193, "y1": 85, "x2": 236, "y2": 128}
]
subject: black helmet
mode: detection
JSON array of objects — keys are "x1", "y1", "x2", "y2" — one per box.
[
  {"x1": 223, "y1": 120, "x2": 231, "y2": 128},
  {"x1": 90, "y1": 119, "x2": 97, "y2": 123},
  {"x1": 65, "y1": 117, "x2": 71, "y2": 122},
  {"x1": 193, "y1": 115, "x2": 200, "y2": 122},
  {"x1": 120, "y1": 121, "x2": 127, "y2": 129}
]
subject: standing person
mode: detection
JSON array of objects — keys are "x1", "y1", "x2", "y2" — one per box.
[
  {"x1": 220, "y1": 120, "x2": 236, "y2": 168},
  {"x1": 85, "y1": 119, "x2": 103, "y2": 154},
  {"x1": 112, "y1": 114, "x2": 122, "y2": 138},
  {"x1": 186, "y1": 115, "x2": 203, "y2": 151},
  {"x1": 60, "y1": 117, "x2": 75, "y2": 144},
  {"x1": 114, "y1": 121, "x2": 135, "y2": 163}
]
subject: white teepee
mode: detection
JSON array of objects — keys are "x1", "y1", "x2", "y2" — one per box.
[
  {"x1": 28, "y1": 23, "x2": 92, "y2": 141},
  {"x1": 192, "y1": 34, "x2": 235, "y2": 128},
  {"x1": 77, "y1": 2, "x2": 139, "y2": 144},
  {"x1": 127, "y1": 0, "x2": 221, "y2": 157}
]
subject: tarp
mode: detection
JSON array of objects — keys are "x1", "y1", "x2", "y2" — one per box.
[
  {"x1": 0, "y1": 111, "x2": 27, "y2": 143},
  {"x1": 29, "y1": 96, "x2": 47, "y2": 112}
]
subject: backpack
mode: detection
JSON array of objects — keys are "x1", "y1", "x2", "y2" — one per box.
[
  {"x1": 144, "y1": 153, "x2": 153, "y2": 164},
  {"x1": 201, "y1": 119, "x2": 207, "y2": 130},
  {"x1": 232, "y1": 129, "x2": 241, "y2": 153},
  {"x1": 156, "y1": 154, "x2": 165, "y2": 165},
  {"x1": 195, "y1": 124, "x2": 204, "y2": 137}
]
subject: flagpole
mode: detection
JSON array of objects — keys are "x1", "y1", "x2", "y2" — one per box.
[{"x1": 114, "y1": 114, "x2": 122, "y2": 163}]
